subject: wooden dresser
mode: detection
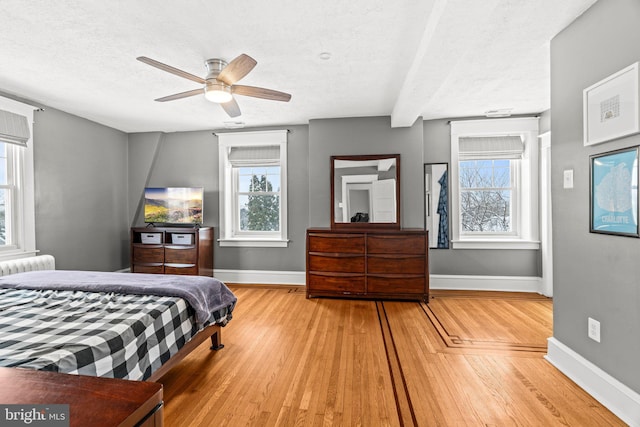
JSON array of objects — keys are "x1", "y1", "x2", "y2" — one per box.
[
  {"x1": 0, "y1": 367, "x2": 163, "y2": 426},
  {"x1": 306, "y1": 228, "x2": 429, "y2": 302},
  {"x1": 130, "y1": 226, "x2": 213, "y2": 276}
]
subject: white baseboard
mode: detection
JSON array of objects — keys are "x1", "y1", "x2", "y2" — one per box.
[
  {"x1": 429, "y1": 274, "x2": 543, "y2": 293},
  {"x1": 213, "y1": 269, "x2": 305, "y2": 285},
  {"x1": 212, "y1": 271, "x2": 542, "y2": 291},
  {"x1": 545, "y1": 337, "x2": 640, "y2": 427}
]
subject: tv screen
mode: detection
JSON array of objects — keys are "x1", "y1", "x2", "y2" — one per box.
[{"x1": 144, "y1": 187, "x2": 203, "y2": 225}]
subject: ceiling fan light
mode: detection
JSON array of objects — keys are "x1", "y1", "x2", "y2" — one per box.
[{"x1": 205, "y1": 82, "x2": 233, "y2": 103}]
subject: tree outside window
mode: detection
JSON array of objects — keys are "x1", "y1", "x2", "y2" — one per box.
[
  {"x1": 237, "y1": 166, "x2": 281, "y2": 232},
  {"x1": 459, "y1": 159, "x2": 513, "y2": 233}
]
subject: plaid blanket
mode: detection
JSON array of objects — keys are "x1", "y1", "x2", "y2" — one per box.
[{"x1": 0, "y1": 288, "x2": 200, "y2": 380}]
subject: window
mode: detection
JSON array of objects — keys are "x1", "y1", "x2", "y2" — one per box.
[
  {"x1": 450, "y1": 118, "x2": 539, "y2": 249},
  {"x1": 0, "y1": 143, "x2": 15, "y2": 245},
  {"x1": 0, "y1": 96, "x2": 37, "y2": 259},
  {"x1": 236, "y1": 165, "x2": 281, "y2": 233},
  {"x1": 460, "y1": 159, "x2": 516, "y2": 234},
  {"x1": 218, "y1": 130, "x2": 288, "y2": 247}
]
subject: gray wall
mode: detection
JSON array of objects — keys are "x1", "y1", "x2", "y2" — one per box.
[
  {"x1": 129, "y1": 116, "x2": 422, "y2": 272},
  {"x1": 128, "y1": 126, "x2": 310, "y2": 271},
  {"x1": 127, "y1": 132, "x2": 162, "y2": 224},
  {"x1": 423, "y1": 118, "x2": 541, "y2": 276},
  {"x1": 30, "y1": 107, "x2": 539, "y2": 278},
  {"x1": 33, "y1": 107, "x2": 129, "y2": 270},
  {"x1": 551, "y1": 0, "x2": 640, "y2": 392},
  {"x1": 539, "y1": 110, "x2": 551, "y2": 134},
  {"x1": 309, "y1": 116, "x2": 424, "y2": 229},
  {"x1": 129, "y1": 131, "x2": 218, "y2": 228}
]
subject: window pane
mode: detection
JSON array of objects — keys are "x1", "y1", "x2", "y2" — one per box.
[
  {"x1": 238, "y1": 194, "x2": 280, "y2": 231},
  {"x1": 266, "y1": 168, "x2": 281, "y2": 191},
  {"x1": 245, "y1": 173, "x2": 267, "y2": 192},
  {"x1": 493, "y1": 165, "x2": 510, "y2": 187},
  {"x1": 459, "y1": 161, "x2": 480, "y2": 188},
  {"x1": 0, "y1": 189, "x2": 7, "y2": 245},
  {"x1": 461, "y1": 189, "x2": 511, "y2": 232},
  {"x1": 238, "y1": 172, "x2": 253, "y2": 192},
  {"x1": 460, "y1": 160, "x2": 511, "y2": 189},
  {"x1": 237, "y1": 166, "x2": 280, "y2": 192}
]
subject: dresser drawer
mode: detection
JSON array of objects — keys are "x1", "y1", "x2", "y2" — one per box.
[
  {"x1": 367, "y1": 254, "x2": 425, "y2": 275},
  {"x1": 165, "y1": 246, "x2": 197, "y2": 264},
  {"x1": 367, "y1": 234, "x2": 425, "y2": 254},
  {"x1": 308, "y1": 253, "x2": 365, "y2": 273},
  {"x1": 133, "y1": 246, "x2": 164, "y2": 263},
  {"x1": 132, "y1": 264, "x2": 164, "y2": 274},
  {"x1": 308, "y1": 273, "x2": 365, "y2": 294},
  {"x1": 164, "y1": 264, "x2": 198, "y2": 275},
  {"x1": 367, "y1": 276, "x2": 426, "y2": 294},
  {"x1": 308, "y1": 234, "x2": 365, "y2": 254}
]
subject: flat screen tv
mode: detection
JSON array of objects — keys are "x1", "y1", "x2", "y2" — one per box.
[{"x1": 144, "y1": 187, "x2": 203, "y2": 225}]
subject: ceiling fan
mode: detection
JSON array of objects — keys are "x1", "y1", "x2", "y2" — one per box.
[{"x1": 136, "y1": 54, "x2": 291, "y2": 118}]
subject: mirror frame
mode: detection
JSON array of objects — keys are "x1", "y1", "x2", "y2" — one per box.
[
  {"x1": 424, "y1": 162, "x2": 449, "y2": 249},
  {"x1": 330, "y1": 154, "x2": 401, "y2": 230}
]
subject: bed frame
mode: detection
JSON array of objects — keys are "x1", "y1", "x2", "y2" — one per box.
[{"x1": 147, "y1": 324, "x2": 223, "y2": 382}]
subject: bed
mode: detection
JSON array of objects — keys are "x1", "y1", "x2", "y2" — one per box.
[{"x1": 0, "y1": 269, "x2": 237, "y2": 382}]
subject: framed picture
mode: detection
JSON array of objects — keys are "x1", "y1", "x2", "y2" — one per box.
[
  {"x1": 583, "y1": 62, "x2": 640, "y2": 146},
  {"x1": 590, "y1": 146, "x2": 639, "y2": 237}
]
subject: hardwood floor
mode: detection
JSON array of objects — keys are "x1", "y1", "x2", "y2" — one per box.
[{"x1": 158, "y1": 285, "x2": 624, "y2": 426}]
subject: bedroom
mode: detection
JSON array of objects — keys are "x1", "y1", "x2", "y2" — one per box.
[{"x1": 0, "y1": 0, "x2": 639, "y2": 425}]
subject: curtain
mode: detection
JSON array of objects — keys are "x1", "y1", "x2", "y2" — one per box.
[
  {"x1": 0, "y1": 109, "x2": 30, "y2": 147},
  {"x1": 459, "y1": 135, "x2": 524, "y2": 160}
]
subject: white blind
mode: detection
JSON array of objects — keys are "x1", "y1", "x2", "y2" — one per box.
[
  {"x1": 228, "y1": 145, "x2": 280, "y2": 166},
  {"x1": 0, "y1": 109, "x2": 30, "y2": 147},
  {"x1": 459, "y1": 136, "x2": 524, "y2": 160}
]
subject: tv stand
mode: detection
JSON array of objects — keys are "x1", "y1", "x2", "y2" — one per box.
[{"x1": 130, "y1": 226, "x2": 214, "y2": 276}]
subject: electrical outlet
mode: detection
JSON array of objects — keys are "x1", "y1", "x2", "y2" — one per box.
[{"x1": 588, "y1": 317, "x2": 601, "y2": 342}]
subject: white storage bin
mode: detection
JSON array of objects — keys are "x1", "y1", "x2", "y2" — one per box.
[
  {"x1": 171, "y1": 233, "x2": 193, "y2": 245},
  {"x1": 141, "y1": 233, "x2": 162, "y2": 244}
]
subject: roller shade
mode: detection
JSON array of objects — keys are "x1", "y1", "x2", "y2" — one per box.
[
  {"x1": 459, "y1": 136, "x2": 524, "y2": 160},
  {"x1": 0, "y1": 109, "x2": 30, "y2": 147},
  {"x1": 228, "y1": 145, "x2": 280, "y2": 166}
]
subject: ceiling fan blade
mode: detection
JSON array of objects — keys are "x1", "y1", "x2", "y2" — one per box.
[
  {"x1": 217, "y1": 54, "x2": 257, "y2": 85},
  {"x1": 137, "y1": 56, "x2": 205, "y2": 85},
  {"x1": 232, "y1": 85, "x2": 291, "y2": 102},
  {"x1": 220, "y1": 97, "x2": 241, "y2": 117},
  {"x1": 155, "y1": 88, "x2": 203, "y2": 102}
]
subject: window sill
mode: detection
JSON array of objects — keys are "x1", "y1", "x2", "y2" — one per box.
[
  {"x1": 0, "y1": 249, "x2": 40, "y2": 262},
  {"x1": 218, "y1": 238, "x2": 289, "y2": 248},
  {"x1": 451, "y1": 239, "x2": 540, "y2": 250}
]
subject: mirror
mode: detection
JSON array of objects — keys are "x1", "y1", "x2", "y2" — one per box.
[
  {"x1": 424, "y1": 163, "x2": 449, "y2": 248},
  {"x1": 331, "y1": 154, "x2": 400, "y2": 229}
]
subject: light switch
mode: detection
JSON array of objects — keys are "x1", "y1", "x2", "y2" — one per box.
[{"x1": 563, "y1": 169, "x2": 574, "y2": 189}]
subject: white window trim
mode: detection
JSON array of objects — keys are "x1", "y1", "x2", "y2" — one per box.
[
  {"x1": 218, "y1": 130, "x2": 288, "y2": 248},
  {"x1": 450, "y1": 118, "x2": 540, "y2": 250},
  {"x1": 0, "y1": 96, "x2": 37, "y2": 260}
]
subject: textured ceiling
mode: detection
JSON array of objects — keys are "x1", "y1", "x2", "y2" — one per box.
[{"x1": 0, "y1": 0, "x2": 596, "y2": 133}]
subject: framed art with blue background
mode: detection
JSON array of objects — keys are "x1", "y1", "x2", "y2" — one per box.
[{"x1": 590, "y1": 146, "x2": 639, "y2": 237}]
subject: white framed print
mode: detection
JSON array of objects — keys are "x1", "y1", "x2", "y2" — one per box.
[{"x1": 583, "y1": 62, "x2": 640, "y2": 146}]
